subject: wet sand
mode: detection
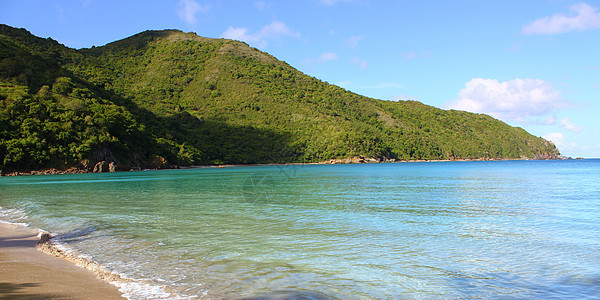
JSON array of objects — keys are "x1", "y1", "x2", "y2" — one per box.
[{"x1": 0, "y1": 223, "x2": 124, "y2": 299}]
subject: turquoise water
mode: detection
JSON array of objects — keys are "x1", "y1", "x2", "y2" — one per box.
[{"x1": 1, "y1": 160, "x2": 599, "y2": 299}]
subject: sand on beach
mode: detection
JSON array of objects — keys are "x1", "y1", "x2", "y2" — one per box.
[{"x1": 0, "y1": 222, "x2": 124, "y2": 299}]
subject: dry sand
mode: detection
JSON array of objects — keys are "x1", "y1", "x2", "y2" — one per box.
[{"x1": 0, "y1": 222, "x2": 124, "y2": 299}]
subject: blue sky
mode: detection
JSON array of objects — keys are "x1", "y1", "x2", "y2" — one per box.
[{"x1": 2, "y1": 0, "x2": 599, "y2": 157}]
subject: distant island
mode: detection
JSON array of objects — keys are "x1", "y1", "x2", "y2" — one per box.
[{"x1": 0, "y1": 25, "x2": 561, "y2": 174}]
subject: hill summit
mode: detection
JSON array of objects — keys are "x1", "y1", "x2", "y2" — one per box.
[{"x1": 0, "y1": 25, "x2": 560, "y2": 172}]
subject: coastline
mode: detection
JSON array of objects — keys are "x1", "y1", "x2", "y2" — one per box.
[
  {"x1": 0, "y1": 222, "x2": 125, "y2": 299},
  {"x1": 0, "y1": 155, "x2": 572, "y2": 177}
]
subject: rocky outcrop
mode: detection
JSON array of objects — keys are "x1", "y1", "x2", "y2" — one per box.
[
  {"x1": 108, "y1": 162, "x2": 118, "y2": 172},
  {"x1": 2, "y1": 168, "x2": 87, "y2": 176},
  {"x1": 320, "y1": 156, "x2": 396, "y2": 164},
  {"x1": 533, "y1": 153, "x2": 570, "y2": 160},
  {"x1": 37, "y1": 231, "x2": 54, "y2": 245},
  {"x1": 92, "y1": 161, "x2": 119, "y2": 173},
  {"x1": 92, "y1": 161, "x2": 109, "y2": 173},
  {"x1": 150, "y1": 156, "x2": 169, "y2": 169}
]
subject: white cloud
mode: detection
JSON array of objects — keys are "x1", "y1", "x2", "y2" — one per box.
[
  {"x1": 543, "y1": 132, "x2": 580, "y2": 151},
  {"x1": 346, "y1": 35, "x2": 363, "y2": 48},
  {"x1": 221, "y1": 21, "x2": 298, "y2": 48},
  {"x1": 350, "y1": 56, "x2": 368, "y2": 69},
  {"x1": 177, "y1": 0, "x2": 209, "y2": 25},
  {"x1": 543, "y1": 132, "x2": 565, "y2": 146},
  {"x1": 222, "y1": 27, "x2": 249, "y2": 41},
  {"x1": 522, "y1": 3, "x2": 600, "y2": 35},
  {"x1": 259, "y1": 21, "x2": 296, "y2": 37},
  {"x1": 445, "y1": 78, "x2": 567, "y2": 122},
  {"x1": 559, "y1": 117, "x2": 583, "y2": 132}
]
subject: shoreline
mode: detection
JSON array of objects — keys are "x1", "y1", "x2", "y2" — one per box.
[
  {"x1": 0, "y1": 155, "x2": 573, "y2": 177},
  {"x1": 0, "y1": 222, "x2": 125, "y2": 299}
]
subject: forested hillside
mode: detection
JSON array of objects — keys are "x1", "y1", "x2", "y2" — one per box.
[{"x1": 0, "y1": 25, "x2": 560, "y2": 172}]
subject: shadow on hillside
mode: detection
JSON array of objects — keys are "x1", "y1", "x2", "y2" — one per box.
[
  {"x1": 81, "y1": 76, "x2": 302, "y2": 166},
  {"x1": 86, "y1": 85, "x2": 301, "y2": 167},
  {"x1": 159, "y1": 111, "x2": 302, "y2": 165},
  {"x1": 1, "y1": 30, "x2": 301, "y2": 168}
]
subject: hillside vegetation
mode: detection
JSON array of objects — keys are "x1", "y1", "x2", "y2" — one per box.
[{"x1": 0, "y1": 25, "x2": 560, "y2": 172}]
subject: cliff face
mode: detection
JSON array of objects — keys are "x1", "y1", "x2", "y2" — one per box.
[{"x1": 0, "y1": 25, "x2": 560, "y2": 172}]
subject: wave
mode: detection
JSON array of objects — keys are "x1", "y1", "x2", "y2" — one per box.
[
  {"x1": 38, "y1": 239, "x2": 191, "y2": 299},
  {"x1": 0, "y1": 206, "x2": 192, "y2": 300},
  {"x1": 0, "y1": 206, "x2": 29, "y2": 227}
]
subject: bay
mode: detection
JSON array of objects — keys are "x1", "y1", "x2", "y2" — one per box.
[{"x1": 1, "y1": 160, "x2": 599, "y2": 299}]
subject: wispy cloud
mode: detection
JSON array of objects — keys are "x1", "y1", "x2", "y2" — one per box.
[
  {"x1": 445, "y1": 78, "x2": 569, "y2": 122},
  {"x1": 350, "y1": 56, "x2": 368, "y2": 69},
  {"x1": 303, "y1": 52, "x2": 339, "y2": 65},
  {"x1": 538, "y1": 115, "x2": 557, "y2": 125},
  {"x1": 177, "y1": 0, "x2": 209, "y2": 25},
  {"x1": 559, "y1": 117, "x2": 583, "y2": 132},
  {"x1": 318, "y1": 52, "x2": 338, "y2": 62},
  {"x1": 81, "y1": 0, "x2": 93, "y2": 7},
  {"x1": 346, "y1": 35, "x2": 363, "y2": 48},
  {"x1": 522, "y1": 3, "x2": 600, "y2": 35},
  {"x1": 55, "y1": 4, "x2": 65, "y2": 21},
  {"x1": 318, "y1": 0, "x2": 356, "y2": 6},
  {"x1": 221, "y1": 21, "x2": 299, "y2": 48},
  {"x1": 254, "y1": 1, "x2": 270, "y2": 10}
]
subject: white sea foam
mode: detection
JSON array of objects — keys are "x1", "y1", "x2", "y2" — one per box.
[
  {"x1": 113, "y1": 279, "x2": 197, "y2": 300},
  {"x1": 0, "y1": 206, "x2": 193, "y2": 300},
  {"x1": 37, "y1": 238, "x2": 197, "y2": 300},
  {"x1": 0, "y1": 206, "x2": 30, "y2": 226}
]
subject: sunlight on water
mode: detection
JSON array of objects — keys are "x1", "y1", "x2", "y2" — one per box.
[{"x1": 1, "y1": 160, "x2": 599, "y2": 299}]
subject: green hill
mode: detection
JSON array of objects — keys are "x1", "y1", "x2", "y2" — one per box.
[{"x1": 0, "y1": 25, "x2": 560, "y2": 172}]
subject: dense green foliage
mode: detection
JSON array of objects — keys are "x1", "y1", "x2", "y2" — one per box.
[{"x1": 0, "y1": 25, "x2": 559, "y2": 171}]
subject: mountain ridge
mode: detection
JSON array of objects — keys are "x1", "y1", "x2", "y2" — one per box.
[{"x1": 0, "y1": 25, "x2": 560, "y2": 172}]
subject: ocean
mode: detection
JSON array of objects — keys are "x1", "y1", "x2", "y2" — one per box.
[{"x1": 1, "y1": 160, "x2": 599, "y2": 299}]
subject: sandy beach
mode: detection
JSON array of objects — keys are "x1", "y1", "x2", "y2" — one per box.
[{"x1": 0, "y1": 222, "x2": 124, "y2": 299}]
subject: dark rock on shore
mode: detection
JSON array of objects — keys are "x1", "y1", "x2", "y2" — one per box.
[
  {"x1": 92, "y1": 161, "x2": 119, "y2": 173},
  {"x1": 2, "y1": 168, "x2": 88, "y2": 176},
  {"x1": 321, "y1": 156, "x2": 397, "y2": 164},
  {"x1": 37, "y1": 231, "x2": 54, "y2": 245},
  {"x1": 92, "y1": 161, "x2": 108, "y2": 173}
]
